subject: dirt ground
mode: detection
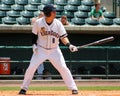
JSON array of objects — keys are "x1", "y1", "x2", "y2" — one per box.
[
  {"x1": 0, "y1": 90, "x2": 120, "y2": 96},
  {"x1": 0, "y1": 80, "x2": 120, "y2": 96}
]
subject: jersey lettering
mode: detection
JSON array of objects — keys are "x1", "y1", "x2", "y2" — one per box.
[{"x1": 40, "y1": 27, "x2": 60, "y2": 38}]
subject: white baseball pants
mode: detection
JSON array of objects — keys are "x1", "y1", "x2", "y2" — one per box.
[{"x1": 21, "y1": 46, "x2": 78, "y2": 90}]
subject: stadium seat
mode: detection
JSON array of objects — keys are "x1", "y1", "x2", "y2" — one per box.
[
  {"x1": 55, "y1": 5, "x2": 64, "y2": 12},
  {"x1": 2, "y1": 16, "x2": 16, "y2": 25},
  {"x1": 74, "y1": 11, "x2": 88, "y2": 18},
  {"x1": 71, "y1": 17, "x2": 85, "y2": 25},
  {"x1": 24, "y1": 4, "x2": 38, "y2": 12},
  {"x1": 100, "y1": 6, "x2": 107, "y2": 12},
  {"x1": 78, "y1": 5, "x2": 91, "y2": 12},
  {"x1": 56, "y1": 12, "x2": 62, "y2": 18},
  {"x1": 99, "y1": 18, "x2": 113, "y2": 25},
  {"x1": 7, "y1": 10, "x2": 21, "y2": 18},
  {"x1": 15, "y1": 0, "x2": 28, "y2": 5},
  {"x1": 1, "y1": 0, "x2": 15, "y2": 5},
  {"x1": 54, "y1": 0, "x2": 67, "y2": 6},
  {"x1": 68, "y1": 0, "x2": 81, "y2": 6},
  {"x1": 38, "y1": 4, "x2": 45, "y2": 11},
  {"x1": 81, "y1": 0, "x2": 94, "y2": 6},
  {"x1": 41, "y1": 0, "x2": 54, "y2": 5},
  {"x1": 85, "y1": 18, "x2": 99, "y2": 25},
  {"x1": 28, "y1": 0, "x2": 41, "y2": 5},
  {"x1": 16, "y1": 17, "x2": 30, "y2": 25},
  {"x1": 64, "y1": 5, "x2": 78, "y2": 12},
  {"x1": 61, "y1": 11, "x2": 74, "y2": 18},
  {"x1": 103, "y1": 12, "x2": 116, "y2": 19},
  {"x1": 11, "y1": 4, "x2": 24, "y2": 11},
  {"x1": 113, "y1": 18, "x2": 120, "y2": 25},
  {"x1": 21, "y1": 10, "x2": 34, "y2": 18},
  {"x1": 0, "y1": 10, "x2": 6, "y2": 18},
  {"x1": 0, "y1": 4, "x2": 11, "y2": 11},
  {"x1": 34, "y1": 11, "x2": 41, "y2": 17}
]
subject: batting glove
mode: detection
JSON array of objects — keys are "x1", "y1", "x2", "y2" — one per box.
[
  {"x1": 33, "y1": 44, "x2": 38, "y2": 54},
  {"x1": 69, "y1": 44, "x2": 78, "y2": 52}
]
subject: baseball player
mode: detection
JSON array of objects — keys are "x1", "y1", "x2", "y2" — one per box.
[{"x1": 19, "y1": 4, "x2": 78, "y2": 95}]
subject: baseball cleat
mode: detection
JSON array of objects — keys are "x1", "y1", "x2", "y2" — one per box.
[
  {"x1": 72, "y1": 90, "x2": 78, "y2": 94},
  {"x1": 18, "y1": 89, "x2": 26, "y2": 95}
]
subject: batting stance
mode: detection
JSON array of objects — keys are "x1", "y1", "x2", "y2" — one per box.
[{"x1": 19, "y1": 4, "x2": 78, "y2": 95}]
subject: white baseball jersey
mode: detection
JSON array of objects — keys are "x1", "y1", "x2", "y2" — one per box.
[{"x1": 32, "y1": 17, "x2": 67, "y2": 49}]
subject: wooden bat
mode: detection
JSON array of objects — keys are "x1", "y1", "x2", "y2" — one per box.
[{"x1": 77, "y1": 36, "x2": 114, "y2": 49}]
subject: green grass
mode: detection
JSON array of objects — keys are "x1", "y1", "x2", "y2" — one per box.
[{"x1": 0, "y1": 86, "x2": 120, "y2": 91}]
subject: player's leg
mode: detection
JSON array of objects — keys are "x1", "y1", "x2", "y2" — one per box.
[
  {"x1": 49, "y1": 47, "x2": 78, "y2": 91},
  {"x1": 19, "y1": 47, "x2": 46, "y2": 94}
]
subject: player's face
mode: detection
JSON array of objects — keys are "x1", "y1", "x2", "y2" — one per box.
[{"x1": 51, "y1": 11, "x2": 56, "y2": 18}]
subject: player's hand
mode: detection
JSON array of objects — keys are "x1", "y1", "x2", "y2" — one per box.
[
  {"x1": 33, "y1": 44, "x2": 38, "y2": 54},
  {"x1": 69, "y1": 44, "x2": 78, "y2": 52}
]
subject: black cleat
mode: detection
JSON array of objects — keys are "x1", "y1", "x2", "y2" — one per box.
[
  {"x1": 72, "y1": 90, "x2": 78, "y2": 94},
  {"x1": 19, "y1": 89, "x2": 26, "y2": 95}
]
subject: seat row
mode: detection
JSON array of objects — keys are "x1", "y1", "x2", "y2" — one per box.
[
  {"x1": 1, "y1": 0, "x2": 94, "y2": 6},
  {"x1": 0, "y1": 16, "x2": 120, "y2": 26}
]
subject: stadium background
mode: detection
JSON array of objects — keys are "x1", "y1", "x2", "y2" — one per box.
[{"x1": 0, "y1": 0, "x2": 120, "y2": 80}]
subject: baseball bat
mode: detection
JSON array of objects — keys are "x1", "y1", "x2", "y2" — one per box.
[{"x1": 77, "y1": 36, "x2": 114, "y2": 49}]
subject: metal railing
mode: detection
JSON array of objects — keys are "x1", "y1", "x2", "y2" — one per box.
[{"x1": 0, "y1": 46, "x2": 120, "y2": 79}]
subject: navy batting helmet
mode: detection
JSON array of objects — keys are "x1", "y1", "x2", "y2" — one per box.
[{"x1": 43, "y1": 4, "x2": 56, "y2": 17}]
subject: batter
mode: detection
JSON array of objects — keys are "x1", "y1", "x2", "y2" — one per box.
[{"x1": 19, "y1": 4, "x2": 78, "y2": 95}]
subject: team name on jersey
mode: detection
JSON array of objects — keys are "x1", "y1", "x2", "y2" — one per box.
[{"x1": 40, "y1": 27, "x2": 60, "y2": 38}]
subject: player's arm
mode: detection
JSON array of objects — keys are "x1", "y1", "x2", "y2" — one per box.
[
  {"x1": 32, "y1": 20, "x2": 38, "y2": 54},
  {"x1": 61, "y1": 37, "x2": 78, "y2": 52},
  {"x1": 32, "y1": 33, "x2": 38, "y2": 45}
]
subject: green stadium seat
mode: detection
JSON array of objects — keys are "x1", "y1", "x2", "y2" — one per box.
[
  {"x1": 1, "y1": 0, "x2": 15, "y2": 5},
  {"x1": 15, "y1": 0, "x2": 28, "y2": 5},
  {"x1": 71, "y1": 17, "x2": 85, "y2": 25},
  {"x1": 11, "y1": 4, "x2": 24, "y2": 11},
  {"x1": 61, "y1": 11, "x2": 74, "y2": 18},
  {"x1": 38, "y1": 4, "x2": 45, "y2": 11},
  {"x1": 2, "y1": 16, "x2": 16, "y2": 25},
  {"x1": 99, "y1": 18, "x2": 113, "y2": 25},
  {"x1": 54, "y1": 0, "x2": 67, "y2": 6},
  {"x1": 56, "y1": 12, "x2": 62, "y2": 18},
  {"x1": 41, "y1": 0, "x2": 54, "y2": 5},
  {"x1": 0, "y1": 4, "x2": 11, "y2": 11},
  {"x1": 103, "y1": 12, "x2": 116, "y2": 19},
  {"x1": 78, "y1": 5, "x2": 91, "y2": 12},
  {"x1": 21, "y1": 10, "x2": 34, "y2": 18},
  {"x1": 81, "y1": 0, "x2": 94, "y2": 6},
  {"x1": 24, "y1": 4, "x2": 38, "y2": 12},
  {"x1": 16, "y1": 17, "x2": 30, "y2": 25},
  {"x1": 0, "y1": 10, "x2": 6, "y2": 18},
  {"x1": 64, "y1": 5, "x2": 78, "y2": 12},
  {"x1": 7, "y1": 10, "x2": 21, "y2": 18},
  {"x1": 28, "y1": 0, "x2": 41, "y2": 5},
  {"x1": 34, "y1": 11, "x2": 41, "y2": 17},
  {"x1": 68, "y1": 0, "x2": 81, "y2": 6},
  {"x1": 100, "y1": 6, "x2": 107, "y2": 12},
  {"x1": 113, "y1": 18, "x2": 120, "y2": 25},
  {"x1": 74, "y1": 11, "x2": 88, "y2": 18},
  {"x1": 85, "y1": 18, "x2": 99, "y2": 25},
  {"x1": 55, "y1": 5, "x2": 64, "y2": 12}
]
